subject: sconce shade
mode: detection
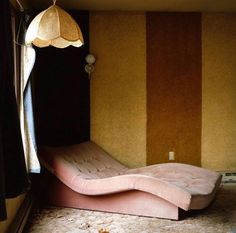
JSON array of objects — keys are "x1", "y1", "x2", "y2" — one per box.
[
  {"x1": 25, "y1": 4, "x2": 84, "y2": 48},
  {"x1": 85, "y1": 54, "x2": 96, "y2": 64}
]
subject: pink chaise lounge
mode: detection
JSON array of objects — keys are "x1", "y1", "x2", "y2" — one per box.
[{"x1": 39, "y1": 141, "x2": 221, "y2": 220}]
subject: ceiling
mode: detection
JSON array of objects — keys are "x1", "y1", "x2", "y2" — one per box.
[{"x1": 14, "y1": 0, "x2": 236, "y2": 12}]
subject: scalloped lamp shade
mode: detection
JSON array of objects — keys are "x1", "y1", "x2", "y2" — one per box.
[{"x1": 25, "y1": 4, "x2": 84, "y2": 48}]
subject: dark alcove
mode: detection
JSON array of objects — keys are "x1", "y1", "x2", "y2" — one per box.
[{"x1": 33, "y1": 11, "x2": 90, "y2": 146}]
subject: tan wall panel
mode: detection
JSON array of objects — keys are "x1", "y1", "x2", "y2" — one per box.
[
  {"x1": 146, "y1": 13, "x2": 202, "y2": 166},
  {"x1": 202, "y1": 14, "x2": 236, "y2": 171},
  {"x1": 0, "y1": 194, "x2": 25, "y2": 233},
  {"x1": 90, "y1": 12, "x2": 146, "y2": 167}
]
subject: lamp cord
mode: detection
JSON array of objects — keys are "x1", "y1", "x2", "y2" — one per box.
[{"x1": 53, "y1": 0, "x2": 57, "y2": 5}]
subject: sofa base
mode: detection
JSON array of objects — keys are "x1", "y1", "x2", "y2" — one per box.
[{"x1": 46, "y1": 175, "x2": 181, "y2": 220}]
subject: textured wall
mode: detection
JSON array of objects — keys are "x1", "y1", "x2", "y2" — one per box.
[
  {"x1": 202, "y1": 14, "x2": 236, "y2": 171},
  {"x1": 90, "y1": 12, "x2": 146, "y2": 168},
  {"x1": 146, "y1": 13, "x2": 202, "y2": 166},
  {"x1": 89, "y1": 12, "x2": 236, "y2": 171},
  {"x1": 0, "y1": 195, "x2": 25, "y2": 233}
]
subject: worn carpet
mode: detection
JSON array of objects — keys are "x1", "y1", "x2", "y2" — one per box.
[{"x1": 23, "y1": 184, "x2": 236, "y2": 233}]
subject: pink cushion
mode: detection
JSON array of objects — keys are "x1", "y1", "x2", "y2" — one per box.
[{"x1": 39, "y1": 141, "x2": 221, "y2": 212}]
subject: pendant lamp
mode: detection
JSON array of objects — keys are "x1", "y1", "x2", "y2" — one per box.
[{"x1": 25, "y1": 0, "x2": 84, "y2": 48}]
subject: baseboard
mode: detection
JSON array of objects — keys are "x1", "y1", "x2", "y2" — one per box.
[
  {"x1": 7, "y1": 192, "x2": 34, "y2": 233},
  {"x1": 221, "y1": 171, "x2": 236, "y2": 184}
]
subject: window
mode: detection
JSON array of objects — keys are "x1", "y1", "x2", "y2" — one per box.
[{"x1": 11, "y1": 7, "x2": 40, "y2": 173}]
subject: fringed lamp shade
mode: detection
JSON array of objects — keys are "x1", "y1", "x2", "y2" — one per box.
[{"x1": 25, "y1": 3, "x2": 84, "y2": 48}]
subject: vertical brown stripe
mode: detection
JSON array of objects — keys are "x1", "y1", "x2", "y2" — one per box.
[{"x1": 146, "y1": 13, "x2": 202, "y2": 166}]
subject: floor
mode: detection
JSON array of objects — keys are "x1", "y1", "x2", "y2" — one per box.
[{"x1": 23, "y1": 184, "x2": 236, "y2": 233}]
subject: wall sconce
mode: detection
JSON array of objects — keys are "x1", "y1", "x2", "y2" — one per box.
[{"x1": 85, "y1": 54, "x2": 96, "y2": 79}]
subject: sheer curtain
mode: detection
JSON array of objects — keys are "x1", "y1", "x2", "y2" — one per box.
[
  {"x1": 16, "y1": 11, "x2": 40, "y2": 173},
  {"x1": 19, "y1": 44, "x2": 40, "y2": 173}
]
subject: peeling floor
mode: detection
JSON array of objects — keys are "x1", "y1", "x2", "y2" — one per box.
[{"x1": 23, "y1": 184, "x2": 236, "y2": 233}]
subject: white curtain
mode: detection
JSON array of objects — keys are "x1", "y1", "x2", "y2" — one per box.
[{"x1": 19, "y1": 45, "x2": 40, "y2": 173}]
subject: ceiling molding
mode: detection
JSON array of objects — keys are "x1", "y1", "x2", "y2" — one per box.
[{"x1": 29, "y1": 0, "x2": 236, "y2": 12}]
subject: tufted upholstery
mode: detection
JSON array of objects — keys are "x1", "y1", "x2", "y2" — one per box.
[{"x1": 39, "y1": 141, "x2": 222, "y2": 219}]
